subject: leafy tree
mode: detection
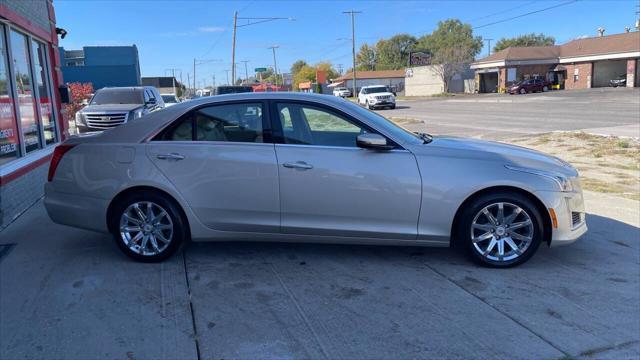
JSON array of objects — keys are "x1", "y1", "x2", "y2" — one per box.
[
  {"x1": 416, "y1": 19, "x2": 482, "y2": 93},
  {"x1": 64, "y1": 82, "x2": 94, "y2": 122},
  {"x1": 315, "y1": 61, "x2": 339, "y2": 80},
  {"x1": 291, "y1": 60, "x2": 308, "y2": 76},
  {"x1": 493, "y1": 33, "x2": 555, "y2": 53},
  {"x1": 293, "y1": 65, "x2": 316, "y2": 90},
  {"x1": 375, "y1": 34, "x2": 417, "y2": 70},
  {"x1": 356, "y1": 44, "x2": 377, "y2": 70}
]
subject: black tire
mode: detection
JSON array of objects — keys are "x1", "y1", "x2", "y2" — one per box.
[
  {"x1": 455, "y1": 191, "x2": 543, "y2": 268},
  {"x1": 390, "y1": 104, "x2": 396, "y2": 109},
  {"x1": 519, "y1": 88, "x2": 527, "y2": 95},
  {"x1": 542, "y1": 86, "x2": 549, "y2": 92},
  {"x1": 111, "y1": 191, "x2": 188, "y2": 262}
]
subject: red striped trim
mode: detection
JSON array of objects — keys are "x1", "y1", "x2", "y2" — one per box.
[{"x1": 0, "y1": 155, "x2": 51, "y2": 186}]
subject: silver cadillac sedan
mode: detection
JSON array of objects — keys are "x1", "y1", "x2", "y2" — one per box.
[{"x1": 44, "y1": 93, "x2": 586, "y2": 267}]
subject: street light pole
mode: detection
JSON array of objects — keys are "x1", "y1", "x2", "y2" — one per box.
[
  {"x1": 268, "y1": 45, "x2": 279, "y2": 91},
  {"x1": 343, "y1": 10, "x2": 361, "y2": 98}
]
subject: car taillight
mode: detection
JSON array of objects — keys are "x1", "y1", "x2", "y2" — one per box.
[{"x1": 48, "y1": 144, "x2": 76, "y2": 182}]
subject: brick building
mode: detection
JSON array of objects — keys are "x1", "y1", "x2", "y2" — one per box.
[
  {"x1": 0, "y1": 0, "x2": 65, "y2": 229},
  {"x1": 471, "y1": 32, "x2": 640, "y2": 93}
]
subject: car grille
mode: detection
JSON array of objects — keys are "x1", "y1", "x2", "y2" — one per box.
[
  {"x1": 572, "y1": 212, "x2": 583, "y2": 227},
  {"x1": 85, "y1": 113, "x2": 128, "y2": 129},
  {"x1": 375, "y1": 95, "x2": 391, "y2": 100}
]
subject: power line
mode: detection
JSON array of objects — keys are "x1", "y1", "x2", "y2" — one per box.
[
  {"x1": 473, "y1": 0, "x2": 579, "y2": 30},
  {"x1": 467, "y1": 1, "x2": 536, "y2": 22}
]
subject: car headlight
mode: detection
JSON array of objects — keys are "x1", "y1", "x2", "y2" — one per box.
[
  {"x1": 505, "y1": 165, "x2": 574, "y2": 192},
  {"x1": 132, "y1": 109, "x2": 144, "y2": 119},
  {"x1": 75, "y1": 112, "x2": 86, "y2": 125}
]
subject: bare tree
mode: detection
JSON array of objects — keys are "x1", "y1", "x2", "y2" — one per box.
[{"x1": 431, "y1": 46, "x2": 473, "y2": 93}]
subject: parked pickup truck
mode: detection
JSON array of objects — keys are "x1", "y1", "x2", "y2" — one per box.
[{"x1": 75, "y1": 86, "x2": 165, "y2": 133}]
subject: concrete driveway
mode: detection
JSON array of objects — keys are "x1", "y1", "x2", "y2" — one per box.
[
  {"x1": 1, "y1": 191, "x2": 638, "y2": 359},
  {"x1": 388, "y1": 88, "x2": 640, "y2": 139}
]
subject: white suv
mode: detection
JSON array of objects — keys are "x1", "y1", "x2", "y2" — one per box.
[
  {"x1": 358, "y1": 85, "x2": 396, "y2": 110},
  {"x1": 332, "y1": 87, "x2": 351, "y2": 97}
]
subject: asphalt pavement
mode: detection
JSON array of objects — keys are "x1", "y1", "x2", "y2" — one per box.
[
  {"x1": 388, "y1": 88, "x2": 640, "y2": 139},
  {"x1": 1, "y1": 190, "x2": 638, "y2": 359}
]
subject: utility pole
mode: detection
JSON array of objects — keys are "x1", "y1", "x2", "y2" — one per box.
[
  {"x1": 343, "y1": 10, "x2": 361, "y2": 98},
  {"x1": 484, "y1": 38, "x2": 494, "y2": 56},
  {"x1": 231, "y1": 11, "x2": 238, "y2": 84},
  {"x1": 268, "y1": 45, "x2": 280, "y2": 91},
  {"x1": 230, "y1": 12, "x2": 293, "y2": 88},
  {"x1": 212, "y1": 75, "x2": 216, "y2": 89},
  {"x1": 187, "y1": 73, "x2": 191, "y2": 96},
  {"x1": 165, "y1": 68, "x2": 180, "y2": 94},
  {"x1": 225, "y1": 69, "x2": 230, "y2": 85},
  {"x1": 337, "y1": 63, "x2": 344, "y2": 75},
  {"x1": 193, "y1": 58, "x2": 196, "y2": 92},
  {"x1": 241, "y1": 60, "x2": 250, "y2": 84}
]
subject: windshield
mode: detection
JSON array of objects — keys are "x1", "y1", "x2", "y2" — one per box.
[
  {"x1": 340, "y1": 100, "x2": 423, "y2": 145},
  {"x1": 161, "y1": 95, "x2": 178, "y2": 103},
  {"x1": 364, "y1": 86, "x2": 389, "y2": 94},
  {"x1": 90, "y1": 89, "x2": 143, "y2": 105}
]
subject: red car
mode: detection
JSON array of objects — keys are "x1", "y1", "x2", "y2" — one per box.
[{"x1": 508, "y1": 79, "x2": 549, "y2": 94}]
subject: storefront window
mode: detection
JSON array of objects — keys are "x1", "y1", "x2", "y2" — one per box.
[
  {"x1": 31, "y1": 40, "x2": 56, "y2": 145},
  {"x1": 10, "y1": 29, "x2": 41, "y2": 154},
  {"x1": 0, "y1": 28, "x2": 18, "y2": 165}
]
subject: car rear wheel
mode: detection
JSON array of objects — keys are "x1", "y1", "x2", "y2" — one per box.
[
  {"x1": 112, "y1": 192, "x2": 187, "y2": 262},
  {"x1": 542, "y1": 86, "x2": 549, "y2": 92},
  {"x1": 457, "y1": 192, "x2": 543, "y2": 267},
  {"x1": 519, "y1": 88, "x2": 527, "y2": 95}
]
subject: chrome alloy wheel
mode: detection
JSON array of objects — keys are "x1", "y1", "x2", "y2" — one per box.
[
  {"x1": 470, "y1": 202, "x2": 534, "y2": 262},
  {"x1": 119, "y1": 201, "x2": 173, "y2": 256}
]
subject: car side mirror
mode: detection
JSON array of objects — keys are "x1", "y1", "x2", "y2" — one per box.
[
  {"x1": 146, "y1": 98, "x2": 157, "y2": 105},
  {"x1": 356, "y1": 133, "x2": 394, "y2": 150}
]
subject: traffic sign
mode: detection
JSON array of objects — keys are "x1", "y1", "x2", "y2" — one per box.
[{"x1": 254, "y1": 67, "x2": 267, "y2": 72}]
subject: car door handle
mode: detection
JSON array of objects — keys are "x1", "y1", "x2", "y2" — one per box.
[
  {"x1": 156, "y1": 153, "x2": 185, "y2": 160},
  {"x1": 283, "y1": 161, "x2": 313, "y2": 170}
]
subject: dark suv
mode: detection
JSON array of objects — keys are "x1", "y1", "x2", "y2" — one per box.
[
  {"x1": 75, "y1": 86, "x2": 165, "y2": 133},
  {"x1": 508, "y1": 79, "x2": 549, "y2": 95}
]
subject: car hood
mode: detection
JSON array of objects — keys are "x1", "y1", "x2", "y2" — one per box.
[
  {"x1": 412, "y1": 136, "x2": 578, "y2": 176},
  {"x1": 80, "y1": 104, "x2": 144, "y2": 113}
]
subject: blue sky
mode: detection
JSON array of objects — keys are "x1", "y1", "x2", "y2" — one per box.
[{"x1": 55, "y1": 0, "x2": 639, "y2": 87}]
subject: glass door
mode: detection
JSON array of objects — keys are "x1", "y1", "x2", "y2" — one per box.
[
  {"x1": 0, "y1": 26, "x2": 19, "y2": 165},
  {"x1": 31, "y1": 40, "x2": 56, "y2": 145}
]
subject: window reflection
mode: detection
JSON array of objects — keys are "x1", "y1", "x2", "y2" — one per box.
[
  {"x1": 10, "y1": 30, "x2": 41, "y2": 154},
  {"x1": 31, "y1": 40, "x2": 56, "y2": 145},
  {"x1": 0, "y1": 28, "x2": 18, "y2": 165}
]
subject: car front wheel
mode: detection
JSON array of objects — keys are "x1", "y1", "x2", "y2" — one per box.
[
  {"x1": 543, "y1": 86, "x2": 549, "y2": 92},
  {"x1": 519, "y1": 88, "x2": 527, "y2": 94},
  {"x1": 112, "y1": 192, "x2": 187, "y2": 262},
  {"x1": 457, "y1": 192, "x2": 543, "y2": 267}
]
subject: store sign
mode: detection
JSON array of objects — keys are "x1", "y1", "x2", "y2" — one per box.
[{"x1": 409, "y1": 51, "x2": 432, "y2": 66}]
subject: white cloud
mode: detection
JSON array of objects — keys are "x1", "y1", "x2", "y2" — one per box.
[{"x1": 198, "y1": 26, "x2": 225, "y2": 33}]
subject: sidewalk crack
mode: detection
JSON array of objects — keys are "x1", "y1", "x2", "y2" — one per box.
[{"x1": 182, "y1": 249, "x2": 201, "y2": 360}]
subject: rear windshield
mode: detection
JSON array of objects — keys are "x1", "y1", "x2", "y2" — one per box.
[
  {"x1": 91, "y1": 89, "x2": 144, "y2": 105},
  {"x1": 216, "y1": 86, "x2": 253, "y2": 95},
  {"x1": 162, "y1": 95, "x2": 178, "y2": 103},
  {"x1": 363, "y1": 87, "x2": 389, "y2": 94}
]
